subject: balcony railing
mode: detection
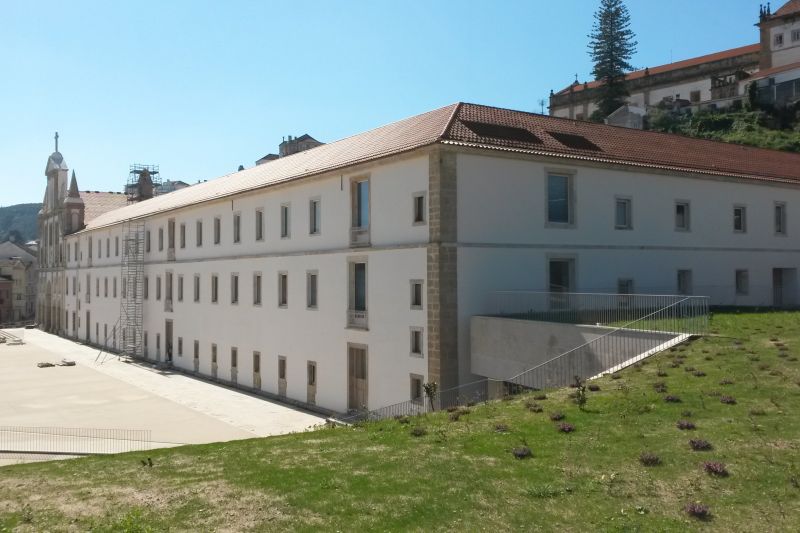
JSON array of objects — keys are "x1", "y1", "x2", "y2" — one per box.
[
  {"x1": 350, "y1": 226, "x2": 370, "y2": 247},
  {"x1": 347, "y1": 309, "x2": 368, "y2": 329}
]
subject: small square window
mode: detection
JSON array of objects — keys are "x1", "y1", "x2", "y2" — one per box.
[
  {"x1": 413, "y1": 193, "x2": 426, "y2": 225},
  {"x1": 735, "y1": 269, "x2": 749, "y2": 295},
  {"x1": 410, "y1": 328, "x2": 424, "y2": 357},
  {"x1": 410, "y1": 280, "x2": 423, "y2": 309},
  {"x1": 615, "y1": 197, "x2": 632, "y2": 229},
  {"x1": 675, "y1": 201, "x2": 690, "y2": 231}
]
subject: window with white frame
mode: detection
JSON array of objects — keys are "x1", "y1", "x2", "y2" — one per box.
[
  {"x1": 280, "y1": 204, "x2": 290, "y2": 238},
  {"x1": 792, "y1": 29, "x2": 800, "y2": 42},
  {"x1": 309, "y1": 198, "x2": 321, "y2": 235},
  {"x1": 413, "y1": 192, "x2": 426, "y2": 225},
  {"x1": 307, "y1": 271, "x2": 318, "y2": 309},
  {"x1": 410, "y1": 328, "x2": 424, "y2": 357},
  {"x1": 253, "y1": 273, "x2": 262, "y2": 306},
  {"x1": 410, "y1": 374, "x2": 424, "y2": 402},
  {"x1": 735, "y1": 269, "x2": 749, "y2": 295},
  {"x1": 547, "y1": 173, "x2": 573, "y2": 225},
  {"x1": 732, "y1": 205, "x2": 747, "y2": 232},
  {"x1": 675, "y1": 201, "x2": 690, "y2": 231},
  {"x1": 255, "y1": 209, "x2": 264, "y2": 241},
  {"x1": 615, "y1": 197, "x2": 632, "y2": 229},
  {"x1": 775, "y1": 202, "x2": 787, "y2": 235},
  {"x1": 278, "y1": 272, "x2": 288, "y2": 307}
]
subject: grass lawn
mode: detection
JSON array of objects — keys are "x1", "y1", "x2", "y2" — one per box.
[{"x1": 1, "y1": 310, "x2": 799, "y2": 532}]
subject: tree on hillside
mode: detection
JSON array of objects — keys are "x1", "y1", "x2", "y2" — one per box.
[{"x1": 588, "y1": 0, "x2": 637, "y2": 120}]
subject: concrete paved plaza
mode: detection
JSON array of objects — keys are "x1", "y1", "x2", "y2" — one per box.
[{"x1": 0, "y1": 329, "x2": 325, "y2": 464}]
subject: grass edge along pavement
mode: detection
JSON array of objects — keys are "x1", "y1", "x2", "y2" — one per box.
[{"x1": 1, "y1": 309, "x2": 799, "y2": 531}]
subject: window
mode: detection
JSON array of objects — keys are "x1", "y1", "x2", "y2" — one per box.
[
  {"x1": 166, "y1": 272, "x2": 173, "y2": 304},
  {"x1": 677, "y1": 269, "x2": 692, "y2": 295},
  {"x1": 690, "y1": 90, "x2": 701, "y2": 103},
  {"x1": 255, "y1": 209, "x2": 264, "y2": 241},
  {"x1": 410, "y1": 328, "x2": 424, "y2": 357},
  {"x1": 214, "y1": 217, "x2": 221, "y2": 244},
  {"x1": 121, "y1": 278, "x2": 126, "y2": 298},
  {"x1": 178, "y1": 337, "x2": 183, "y2": 357},
  {"x1": 413, "y1": 192, "x2": 426, "y2": 225},
  {"x1": 278, "y1": 272, "x2": 288, "y2": 307},
  {"x1": 98, "y1": 239, "x2": 101, "y2": 258},
  {"x1": 675, "y1": 201, "x2": 690, "y2": 231},
  {"x1": 775, "y1": 202, "x2": 787, "y2": 235},
  {"x1": 180, "y1": 223, "x2": 186, "y2": 248},
  {"x1": 115, "y1": 236, "x2": 119, "y2": 256},
  {"x1": 156, "y1": 276, "x2": 161, "y2": 301},
  {"x1": 309, "y1": 198, "x2": 321, "y2": 235},
  {"x1": 775, "y1": 33, "x2": 784, "y2": 46},
  {"x1": 547, "y1": 173, "x2": 573, "y2": 225},
  {"x1": 196, "y1": 220, "x2": 203, "y2": 247},
  {"x1": 278, "y1": 356, "x2": 286, "y2": 380},
  {"x1": 348, "y1": 261, "x2": 367, "y2": 328},
  {"x1": 793, "y1": 29, "x2": 800, "y2": 42},
  {"x1": 158, "y1": 227, "x2": 164, "y2": 251},
  {"x1": 104, "y1": 277, "x2": 108, "y2": 298},
  {"x1": 735, "y1": 269, "x2": 749, "y2": 295},
  {"x1": 733, "y1": 205, "x2": 747, "y2": 233},
  {"x1": 231, "y1": 347, "x2": 238, "y2": 368},
  {"x1": 617, "y1": 278, "x2": 634, "y2": 295},
  {"x1": 194, "y1": 340, "x2": 199, "y2": 361},
  {"x1": 307, "y1": 361, "x2": 316, "y2": 386},
  {"x1": 280, "y1": 204, "x2": 290, "y2": 238},
  {"x1": 146, "y1": 231, "x2": 151, "y2": 252},
  {"x1": 233, "y1": 213, "x2": 241, "y2": 243},
  {"x1": 231, "y1": 274, "x2": 239, "y2": 304},
  {"x1": 615, "y1": 197, "x2": 632, "y2": 229},
  {"x1": 253, "y1": 352, "x2": 261, "y2": 373},
  {"x1": 211, "y1": 274, "x2": 218, "y2": 303},
  {"x1": 96, "y1": 277, "x2": 99, "y2": 297},
  {"x1": 410, "y1": 280, "x2": 423, "y2": 309},
  {"x1": 410, "y1": 374, "x2": 424, "y2": 402},
  {"x1": 194, "y1": 275, "x2": 200, "y2": 302},
  {"x1": 253, "y1": 273, "x2": 262, "y2": 306},
  {"x1": 212, "y1": 344, "x2": 217, "y2": 364},
  {"x1": 178, "y1": 275, "x2": 184, "y2": 302},
  {"x1": 106, "y1": 238, "x2": 110, "y2": 257},
  {"x1": 352, "y1": 179, "x2": 370, "y2": 228},
  {"x1": 307, "y1": 271, "x2": 318, "y2": 309}
]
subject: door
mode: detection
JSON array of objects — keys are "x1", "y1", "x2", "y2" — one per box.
[
  {"x1": 348, "y1": 345, "x2": 368, "y2": 411},
  {"x1": 549, "y1": 259, "x2": 574, "y2": 310},
  {"x1": 773, "y1": 268, "x2": 784, "y2": 308},
  {"x1": 774, "y1": 268, "x2": 798, "y2": 308},
  {"x1": 165, "y1": 320, "x2": 173, "y2": 363}
]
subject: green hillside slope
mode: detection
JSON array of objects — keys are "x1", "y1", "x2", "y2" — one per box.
[{"x1": 0, "y1": 203, "x2": 41, "y2": 243}]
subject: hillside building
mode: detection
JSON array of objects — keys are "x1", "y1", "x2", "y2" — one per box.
[
  {"x1": 38, "y1": 103, "x2": 800, "y2": 414},
  {"x1": 0, "y1": 241, "x2": 38, "y2": 323},
  {"x1": 550, "y1": 1, "x2": 800, "y2": 120}
]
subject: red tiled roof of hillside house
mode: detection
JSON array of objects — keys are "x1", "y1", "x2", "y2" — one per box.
[
  {"x1": 80, "y1": 191, "x2": 128, "y2": 223},
  {"x1": 83, "y1": 103, "x2": 800, "y2": 231},
  {"x1": 773, "y1": 0, "x2": 800, "y2": 17},
  {"x1": 555, "y1": 44, "x2": 761, "y2": 96}
]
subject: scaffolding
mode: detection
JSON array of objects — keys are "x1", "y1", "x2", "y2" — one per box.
[{"x1": 118, "y1": 164, "x2": 160, "y2": 360}]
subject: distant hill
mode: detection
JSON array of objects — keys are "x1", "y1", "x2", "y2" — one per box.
[{"x1": 0, "y1": 203, "x2": 41, "y2": 243}]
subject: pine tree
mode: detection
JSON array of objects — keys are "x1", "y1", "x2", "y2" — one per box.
[{"x1": 588, "y1": 0, "x2": 637, "y2": 120}]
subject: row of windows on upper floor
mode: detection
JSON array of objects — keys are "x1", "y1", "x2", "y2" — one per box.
[
  {"x1": 547, "y1": 174, "x2": 790, "y2": 235},
  {"x1": 774, "y1": 29, "x2": 800, "y2": 47},
  {"x1": 69, "y1": 179, "x2": 428, "y2": 263}
]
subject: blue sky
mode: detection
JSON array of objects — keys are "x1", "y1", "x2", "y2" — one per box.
[{"x1": 0, "y1": 0, "x2": 762, "y2": 205}]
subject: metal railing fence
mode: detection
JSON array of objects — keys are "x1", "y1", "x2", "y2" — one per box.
[
  {"x1": 0, "y1": 426, "x2": 152, "y2": 462},
  {"x1": 342, "y1": 293, "x2": 708, "y2": 423}
]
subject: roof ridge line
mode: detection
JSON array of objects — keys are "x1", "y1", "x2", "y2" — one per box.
[{"x1": 439, "y1": 102, "x2": 464, "y2": 141}]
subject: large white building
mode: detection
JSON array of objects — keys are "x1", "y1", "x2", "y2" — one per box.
[
  {"x1": 39, "y1": 102, "x2": 800, "y2": 414},
  {"x1": 550, "y1": 0, "x2": 800, "y2": 120}
]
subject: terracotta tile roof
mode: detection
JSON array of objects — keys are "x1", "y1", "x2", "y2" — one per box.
[
  {"x1": 555, "y1": 44, "x2": 761, "y2": 96},
  {"x1": 774, "y1": 0, "x2": 800, "y2": 17},
  {"x1": 79, "y1": 191, "x2": 129, "y2": 224},
  {"x1": 82, "y1": 102, "x2": 800, "y2": 232},
  {"x1": 749, "y1": 60, "x2": 800, "y2": 80}
]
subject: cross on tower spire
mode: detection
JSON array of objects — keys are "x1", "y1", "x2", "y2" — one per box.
[{"x1": 54, "y1": 131, "x2": 59, "y2": 152}]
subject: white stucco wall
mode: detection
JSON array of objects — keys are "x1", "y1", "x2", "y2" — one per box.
[{"x1": 770, "y1": 19, "x2": 800, "y2": 68}]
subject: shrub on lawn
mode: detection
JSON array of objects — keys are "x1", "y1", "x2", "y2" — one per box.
[
  {"x1": 588, "y1": 384, "x2": 601, "y2": 392},
  {"x1": 684, "y1": 366, "x2": 696, "y2": 372},
  {"x1": 410, "y1": 427, "x2": 427, "y2": 437},
  {"x1": 749, "y1": 407, "x2": 766, "y2": 416},
  {"x1": 720, "y1": 395, "x2": 737, "y2": 405},
  {"x1": 512, "y1": 446, "x2": 532, "y2": 459},
  {"x1": 495, "y1": 423, "x2": 510, "y2": 433},
  {"x1": 610, "y1": 374, "x2": 622, "y2": 380},
  {"x1": 549, "y1": 412, "x2": 565, "y2": 422},
  {"x1": 689, "y1": 439, "x2": 713, "y2": 451},
  {"x1": 639, "y1": 452, "x2": 661, "y2": 466},
  {"x1": 719, "y1": 378, "x2": 734, "y2": 385},
  {"x1": 677, "y1": 420, "x2": 696, "y2": 430},
  {"x1": 653, "y1": 382, "x2": 668, "y2": 393},
  {"x1": 657, "y1": 370, "x2": 668, "y2": 377},
  {"x1": 534, "y1": 394, "x2": 547, "y2": 401},
  {"x1": 396, "y1": 415, "x2": 410, "y2": 425},
  {"x1": 684, "y1": 502, "x2": 711, "y2": 520},
  {"x1": 693, "y1": 371, "x2": 706, "y2": 377},
  {"x1": 704, "y1": 461, "x2": 729, "y2": 477},
  {"x1": 681, "y1": 410, "x2": 693, "y2": 417},
  {"x1": 664, "y1": 395, "x2": 682, "y2": 403},
  {"x1": 558, "y1": 423, "x2": 575, "y2": 433},
  {"x1": 525, "y1": 400, "x2": 543, "y2": 413},
  {"x1": 449, "y1": 411, "x2": 461, "y2": 422}
]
